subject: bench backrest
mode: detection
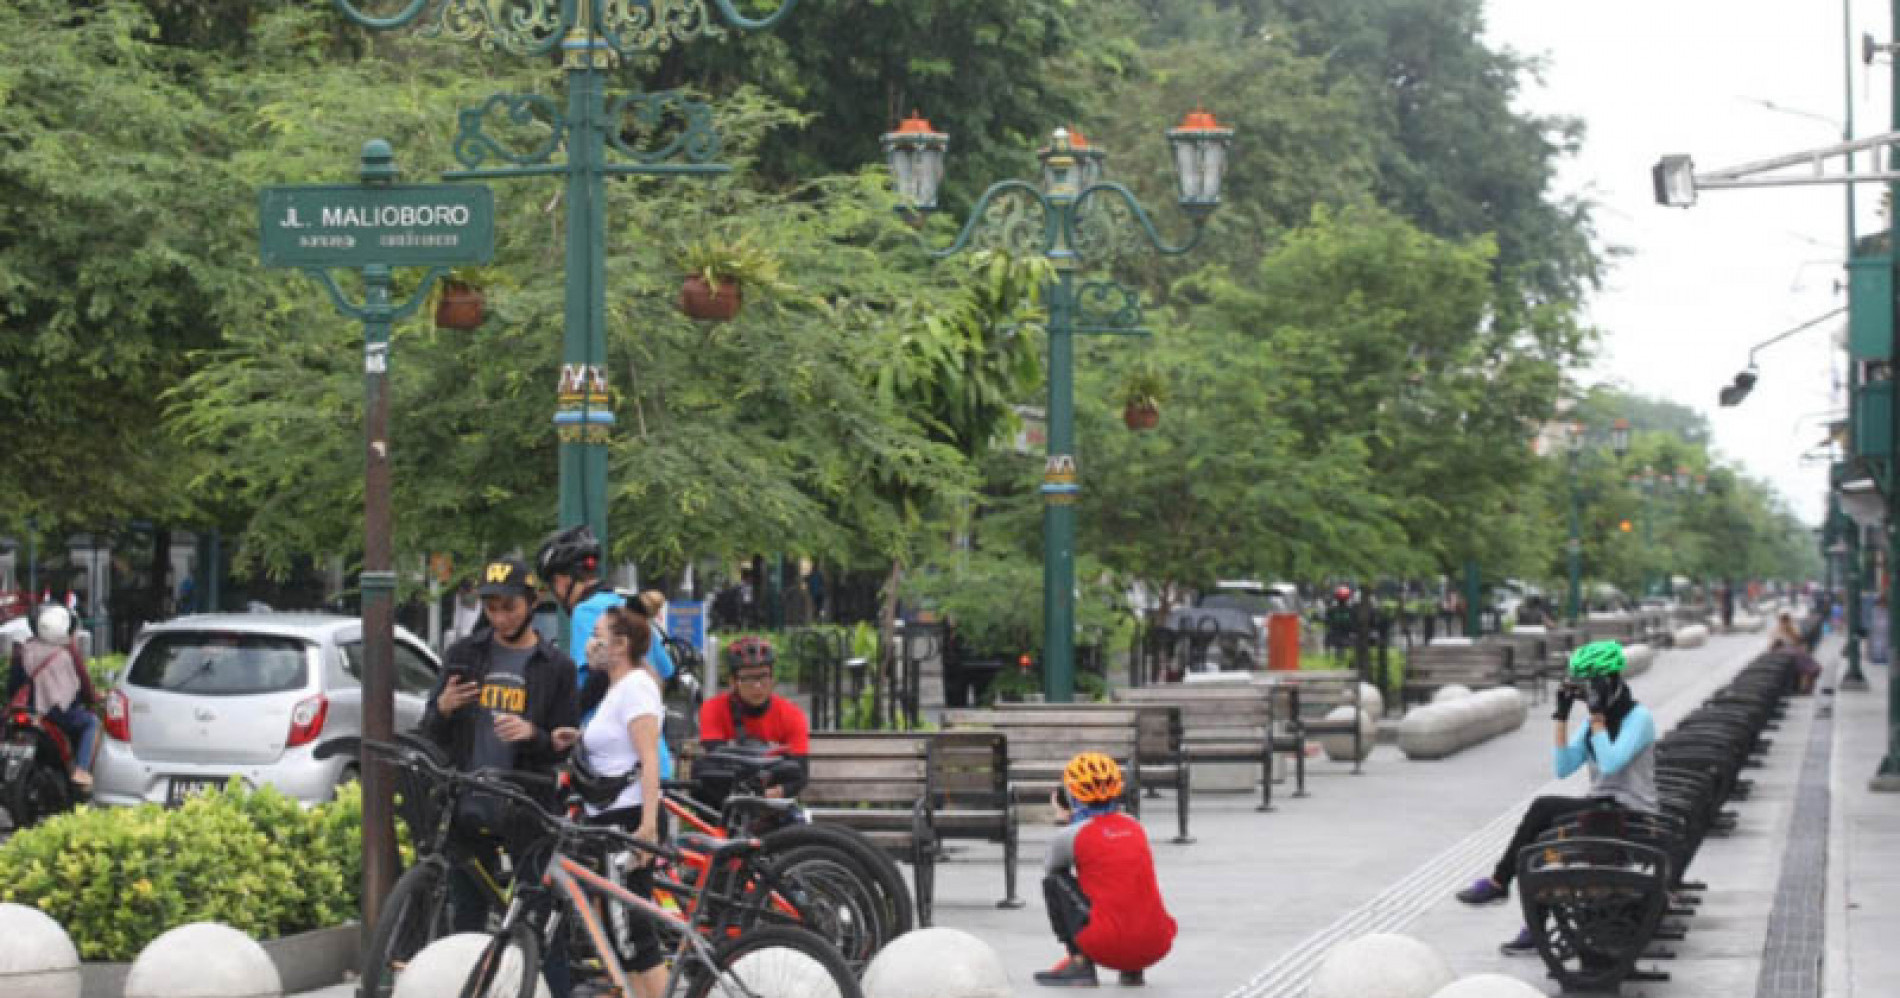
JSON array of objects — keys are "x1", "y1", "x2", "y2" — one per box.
[
  {"x1": 941, "y1": 707, "x2": 1143, "y2": 769},
  {"x1": 958, "y1": 702, "x2": 1181, "y2": 762},
  {"x1": 1408, "y1": 644, "x2": 1514, "y2": 685},
  {"x1": 1118, "y1": 683, "x2": 1275, "y2": 736},
  {"x1": 1262, "y1": 671, "x2": 1363, "y2": 718},
  {"x1": 805, "y1": 732, "x2": 933, "y2": 809},
  {"x1": 929, "y1": 729, "x2": 1008, "y2": 810}
]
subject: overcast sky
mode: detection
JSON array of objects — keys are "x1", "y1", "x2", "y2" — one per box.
[{"x1": 1483, "y1": 0, "x2": 1891, "y2": 525}]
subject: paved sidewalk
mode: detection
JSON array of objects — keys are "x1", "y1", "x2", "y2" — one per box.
[{"x1": 297, "y1": 631, "x2": 1888, "y2": 998}]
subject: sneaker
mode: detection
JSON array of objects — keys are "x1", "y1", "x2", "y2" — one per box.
[
  {"x1": 1118, "y1": 971, "x2": 1146, "y2": 987},
  {"x1": 69, "y1": 769, "x2": 93, "y2": 792},
  {"x1": 1455, "y1": 877, "x2": 1507, "y2": 906},
  {"x1": 1035, "y1": 956, "x2": 1100, "y2": 988},
  {"x1": 1499, "y1": 927, "x2": 1538, "y2": 956}
]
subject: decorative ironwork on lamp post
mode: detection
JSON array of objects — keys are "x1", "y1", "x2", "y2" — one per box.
[{"x1": 881, "y1": 109, "x2": 1234, "y2": 702}]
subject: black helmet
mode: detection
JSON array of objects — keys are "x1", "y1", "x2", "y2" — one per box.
[{"x1": 536, "y1": 525, "x2": 602, "y2": 580}]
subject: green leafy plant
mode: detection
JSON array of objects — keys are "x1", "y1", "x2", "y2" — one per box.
[
  {"x1": 1116, "y1": 363, "x2": 1168, "y2": 409},
  {"x1": 985, "y1": 667, "x2": 1043, "y2": 704},
  {"x1": 85, "y1": 653, "x2": 126, "y2": 695},
  {"x1": 676, "y1": 235, "x2": 790, "y2": 294},
  {"x1": 0, "y1": 782, "x2": 370, "y2": 960}
]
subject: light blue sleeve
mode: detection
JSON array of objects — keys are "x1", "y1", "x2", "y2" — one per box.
[
  {"x1": 1588, "y1": 706, "x2": 1656, "y2": 775},
  {"x1": 1554, "y1": 721, "x2": 1590, "y2": 778},
  {"x1": 648, "y1": 635, "x2": 675, "y2": 680}
]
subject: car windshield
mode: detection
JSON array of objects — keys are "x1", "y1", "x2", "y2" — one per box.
[
  {"x1": 127, "y1": 632, "x2": 311, "y2": 695},
  {"x1": 1200, "y1": 593, "x2": 1290, "y2": 615}
]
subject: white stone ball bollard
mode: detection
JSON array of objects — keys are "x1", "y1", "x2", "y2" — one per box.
[
  {"x1": 1308, "y1": 932, "x2": 1455, "y2": 998},
  {"x1": 1673, "y1": 624, "x2": 1709, "y2": 649},
  {"x1": 0, "y1": 903, "x2": 80, "y2": 998},
  {"x1": 392, "y1": 934, "x2": 550, "y2": 998},
  {"x1": 1319, "y1": 706, "x2": 1378, "y2": 762},
  {"x1": 863, "y1": 928, "x2": 1010, "y2": 998},
  {"x1": 1428, "y1": 972, "x2": 1547, "y2": 998},
  {"x1": 1359, "y1": 682, "x2": 1387, "y2": 719},
  {"x1": 125, "y1": 923, "x2": 281, "y2": 998},
  {"x1": 1431, "y1": 684, "x2": 1472, "y2": 704}
]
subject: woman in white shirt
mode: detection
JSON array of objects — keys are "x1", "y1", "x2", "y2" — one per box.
[{"x1": 578, "y1": 605, "x2": 667, "y2": 995}]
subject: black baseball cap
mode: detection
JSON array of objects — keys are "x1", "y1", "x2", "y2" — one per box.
[{"x1": 476, "y1": 558, "x2": 537, "y2": 597}]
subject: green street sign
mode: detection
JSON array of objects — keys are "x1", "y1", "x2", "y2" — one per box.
[{"x1": 259, "y1": 184, "x2": 494, "y2": 269}]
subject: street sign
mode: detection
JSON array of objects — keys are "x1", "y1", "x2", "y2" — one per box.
[{"x1": 259, "y1": 184, "x2": 494, "y2": 269}]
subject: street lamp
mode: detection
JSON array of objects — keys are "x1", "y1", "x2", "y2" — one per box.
[
  {"x1": 330, "y1": 0, "x2": 797, "y2": 927},
  {"x1": 882, "y1": 109, "x2": 1233, "y2": 702},
  {"x1": 1611, "y1": 417, "x2": 1632, "y2": 456}
]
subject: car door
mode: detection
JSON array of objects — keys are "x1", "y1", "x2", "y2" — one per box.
[{"x1": 331, "y1": 632, "x2": 442, "y2": 739}]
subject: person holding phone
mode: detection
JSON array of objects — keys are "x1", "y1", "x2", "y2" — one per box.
[
  {"x1": 1035, "y1": 753, "x2": 1177, "y2": 987},
  {"x1": 1453, "y1": 641, "x2": 1658, "y2": 955}
]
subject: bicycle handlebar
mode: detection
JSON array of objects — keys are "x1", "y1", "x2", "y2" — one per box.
[{"x1": 325, "y1": 736, "x2": 681, "y2": 864}]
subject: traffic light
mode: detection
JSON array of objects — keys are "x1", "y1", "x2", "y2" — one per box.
[{"x1": 1718, "y1": 369, "x2": 1757, "y2": 407}]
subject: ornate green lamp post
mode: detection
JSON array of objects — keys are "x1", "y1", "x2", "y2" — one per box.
[
  {"x1": 881, "y1": 110, "x2": 1233, "y2": 702},
  {"x1": 329, "y1": 0, "x2": 796, "y2": 924},
  {"x1": 333, "y1": 0, "x2": 798, "y2": 558}
]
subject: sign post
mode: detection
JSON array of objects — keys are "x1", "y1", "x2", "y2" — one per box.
[{"x1": 259, "y1": 140, "x2": 493, "y2": 934}]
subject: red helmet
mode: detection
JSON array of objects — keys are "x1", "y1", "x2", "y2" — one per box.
[
  {"x1": 1333, "y1": 586, "x2": 1352, "y2": 602},
  {"x1": 724, "y1": 636, "x2": 776, "y2": 675}
]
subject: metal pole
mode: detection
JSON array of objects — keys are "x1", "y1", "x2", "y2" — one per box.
[
  {"x1": 24, "y1": 521, "x2": 34, "y2": 602},
  {"x1": 1042, "y1": 267, "x2": 1078, "y2": 702},
  {"x1": 1463, "y1": 560, "x2": 1481, "y2": 637},
  {"x1": 1877, "y1": 0, "x2": 1900, "y2": 791},
  {"x1": 558, "y1": 13, "x2": 612, "y2": 555},
  {"x1": 1642, "y1": 483, "x2": 1654, "y2": 598},
  {"x1": 1567, "y1": 453, "x2": 1583, "y2": 623},
  {"x1": 356, "y1": 143, "x2": 399, "y2": 930},
  {"x1": 1843, "y1": 0, "x2": 1869, "y2": 690}
]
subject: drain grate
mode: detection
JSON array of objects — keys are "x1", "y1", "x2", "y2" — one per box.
[{"x1": 1754, "y1": 697, "x2": 1833, "y2": 998}]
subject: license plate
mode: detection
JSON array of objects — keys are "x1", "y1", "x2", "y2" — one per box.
[
  {"x1": 0, "y1": 743, "x2": 31, "y2": 761},
  {"x1": 166, "y1": 777, "x2": 222, "y2": 806}
]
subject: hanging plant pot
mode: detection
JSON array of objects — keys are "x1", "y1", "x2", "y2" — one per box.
[
  {"x1": 1124, "y1": 401, "x2": 1161, "y2": 430},
  {"x1": 434, "y1": 281, "x2": 486, "y2": 330},
  {"x1": 679, "y1": 274, "x2": 743, "y2": 322}
]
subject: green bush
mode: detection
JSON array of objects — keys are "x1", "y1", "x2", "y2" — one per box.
[
  {"x1": 0, "y1": 782, "x2": 366, "y2": 960},
  {"x1": 85, "y1": 653, "x2": 126, "y2": 696}
]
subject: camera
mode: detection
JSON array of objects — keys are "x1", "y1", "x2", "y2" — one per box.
[{"x1": 1558, "y1": 680, "x2": 1586, "y2": 700}]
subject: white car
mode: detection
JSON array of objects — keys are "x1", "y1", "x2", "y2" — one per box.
[{"x1": 93, "y1": 613, "x2": 440, "y2": 807}]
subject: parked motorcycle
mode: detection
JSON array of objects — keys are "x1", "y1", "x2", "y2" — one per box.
[{"x1": 2, "y1": 705, "x2": 76, "y2": 830}]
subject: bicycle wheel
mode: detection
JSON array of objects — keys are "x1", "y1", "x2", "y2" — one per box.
[
  {"x1": 684, "y1": 925, "x2": 863, "y2": 998},
  {"x1": 748, "y1": 845, "x2": 883, "y2": 972},
  {"x1": 359, "y1": 858, "x2": 454, "y2": 998},
  {"x1": 762, "y1": 824, "x2": 914, "y2": 938},
  {"x1": 458, "y1": 922, "x2": 540, "y2": 998}
]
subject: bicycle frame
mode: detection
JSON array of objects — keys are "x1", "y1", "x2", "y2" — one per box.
[{"x1": 528, "y1": 847, "x2": 721, "y2": 998}]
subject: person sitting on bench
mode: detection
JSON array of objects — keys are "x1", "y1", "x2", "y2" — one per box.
[{"x1": 1453, "y1": 641, "x2": 1658, "y2": 955}]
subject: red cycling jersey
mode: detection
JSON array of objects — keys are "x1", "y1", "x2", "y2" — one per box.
[
  {"x1": 1073, "y1": 811, "x2": 1176, "y2": 972},
  {"x1": 697, "y1": 693, "x2": 811, "y2": 755}
]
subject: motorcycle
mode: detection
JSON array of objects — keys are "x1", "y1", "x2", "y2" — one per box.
[{"x1": 2, "y1": 706, "x2": 76, "y2": 831}]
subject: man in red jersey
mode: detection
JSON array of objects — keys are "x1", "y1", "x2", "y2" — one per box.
[
  {"x1": 1036, "y1": 752, "x2": 1177, "y2": 987},
  {"x1": 697, "y1": 636, "x2": 809, "y2": 797}
]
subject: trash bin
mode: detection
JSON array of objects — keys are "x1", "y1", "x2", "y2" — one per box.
[{"x1": 1268, "y1": 612, "x2": 1301, "y2": 671}]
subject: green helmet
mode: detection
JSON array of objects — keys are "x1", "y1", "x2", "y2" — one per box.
[{"x1": 1568, "y1": 641, "x2": 1626, "y2": 680}]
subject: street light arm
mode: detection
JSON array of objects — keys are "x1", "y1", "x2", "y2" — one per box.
[
  {"x1": 710, "y1": 0, "x2": 799, "y2": 30},
  {"x1": 331, "y1": 0, "x2": 569, "y2": 56},
  {"x1": 1744, "y1": 305, "x2": 1847, "y2": 367},
  {"x1": 920, "y1": 180, "x2": 1055, "y2": 260},
  {"x1": 1070, "y1": 182, "x2": 1207, "y2": 258}
]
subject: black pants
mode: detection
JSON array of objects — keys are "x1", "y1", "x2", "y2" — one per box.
[
  {"x1": 1044, "y1": 873, "x2": 1092, "y2": 955},
  {"x1": 589, "y1": 805, "x2": 670, "y2": 974},
  {"x1": 1491, "y1": 795, "x2": 1606, "y2": 888}
]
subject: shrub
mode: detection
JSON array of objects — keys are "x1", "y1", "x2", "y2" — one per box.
[
  {"x1": 85, "y1": 653, "x2": 126, "y2": 695},
  {"x1": 0, "y1": 782, "x2": 366, "y2": 960}
]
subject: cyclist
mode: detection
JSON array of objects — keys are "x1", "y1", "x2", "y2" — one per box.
[
  {"x1": 697, "y1": 636, "x2": 809, "y2": 798},
  {"x1": 5, "y1": 603, "x2": 100, "y2": 790},
  {"x1": 1035, "y1": 752, "x2": 1176, "y2": 987},
  {"x1": 1454, "y1": 640, "x2": 1658, "y2": 954},
  {"x1": 419, "y1": 558, "x2": 580, "y2": 991},
  {"x1": 1324, "y1": 586, "x2": 1355, "y2": 654},
  {"x1": 573, "y1": 604, "x2": 668, "y2": 998}
]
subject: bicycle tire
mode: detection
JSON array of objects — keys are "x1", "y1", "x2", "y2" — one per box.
[
  {"x1": 458, "y1": 921, "x2": 540, "y2": 998},
  {"x1": 359, "y1": 857, "x2": 454, "y2": 998},
  {"x1": 683, "y1": 924, "x2": 863, "y2": 998},
  {"x1": 744, "y1": 845, "x2": 883, "y2": 972},
  {"x1": 763, "y1": 824, "x2": 914, "y2": 937}
]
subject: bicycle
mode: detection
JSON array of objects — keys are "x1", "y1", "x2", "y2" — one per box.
[{"x1": 434, "y1": 747, "x2": 862, "y2": 998}]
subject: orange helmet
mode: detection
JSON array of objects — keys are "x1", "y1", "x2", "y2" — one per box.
[{"x1": 1062, "y1": 752, "x2": 1124, "y2": 805}]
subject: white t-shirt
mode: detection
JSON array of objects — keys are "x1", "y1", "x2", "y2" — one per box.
[{"x1": 579, "y1": 669, "x2": 665, "y2": 816}]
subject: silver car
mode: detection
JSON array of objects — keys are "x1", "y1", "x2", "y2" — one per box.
[{"x1": 93, "y1": 613, "x2": 441, "y2": 807}]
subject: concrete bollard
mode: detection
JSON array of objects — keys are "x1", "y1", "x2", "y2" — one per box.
[
  {"x1": 862, "y1": 928, "x2": 1011, "y2": 998},
  {"x1": 1427, "y1": 973, "x2": 1547, "y2": 998},
  {"x1": 1399, "y1": 688, "x2": 1525, "y2": 760},
  {"x1": 0, "y1": 904, "x2": 80, "y2": 998},
  {"x1": 1319, "y1": 706, "x2": 1377, "y2": 762},
  {"x1": 1673, "y1": 624, "x2": 1709, "y2": 649},
  {"x1": 1430, "y1": 684, "x2": 1472, "y2": 705},
  {"x1": 1622, "y1": 643, "x2": 1655, "y2": 678},
  {"x1": 1359, "y1": 682, "x2": 1386, "y2": 720},
  {"x1": 125, "y1": 923, "x2": 281, "y2": 998},
  {"x1": 392, "y1": 934, "x2": 549, "y2": 998},
  {"x1": 1308, "y1": 932, "x2": 1454, "y2": 998}
]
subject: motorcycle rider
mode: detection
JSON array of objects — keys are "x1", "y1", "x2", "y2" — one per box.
[{"x1": 5, "y1": 604, "x2": 100, "y2": 790}]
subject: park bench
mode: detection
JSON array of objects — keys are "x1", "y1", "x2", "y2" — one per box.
[
  {"x1": 802, "y1": 732, "x2": 939, "y2": 924},
  {"x1": 941, "y1": 707, "x2": 1146, "y2": 832},
  {"x1": 1261, "y1": 670, "x2": 1371, "y2": 772},
  {"x1": 923, "y1": 729, "x2": 1019, "y2": 909},
  {"x1": 1118, "y1": 682, "x2": 1282, "y2": 809},
  {"x1": 962, "y1": 701, "x2": 1193, "y2": 843},
  {"x1": 1514, "y1": 651, "x2": 1796, "y2": 992},
  {"x1": 1401, "y1": 643, "x2": 1514, "y2": 704},
  {"x1": 1483, "y1": 633, "x2": 1551, "y2": 702}
]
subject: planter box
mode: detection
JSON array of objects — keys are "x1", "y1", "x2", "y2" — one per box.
[{"x1": 79, "y1": 923, "x2": 358, "y2": 998}]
